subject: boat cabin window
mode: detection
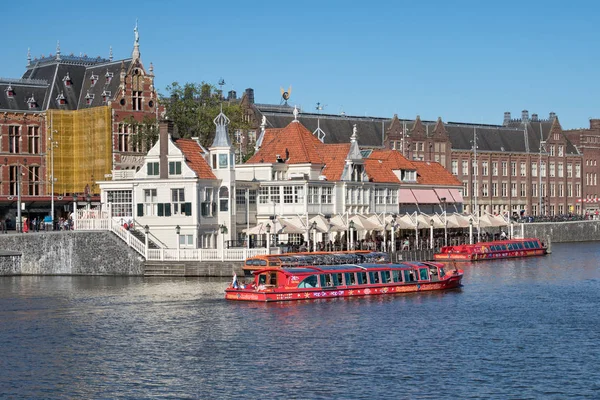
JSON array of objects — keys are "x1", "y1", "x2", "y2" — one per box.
[
  {"x1": 258, "y1": 274, "x2": 267, "y2": 285},
  {"x1": 381, "y1": 270, "x2": 391, "y2": 283},
  {"x1": 501, "y1": 244, "x2": 507, "y2": 251},
  {"x1": 523, "y1": 241, "x2": 530, "y2": 249},
  {"x1": 368, "y1": 271, "x2": 380, "y2": 284},
  {"x1": 269, "y1": 261, "x2": 280, "y2": 267},
  {"x1": 344, "y1": 272, "x2": 357, "y2": 286},
  {"x1": 439, "y1": 267, "x2": 445, "y2": 277},
  {"x1": 320, "y1": 274, "x2": 334, "y2": 287},
  {"x1": 259, "y1": 260, "x2": 267, "y2": 266},
  {"x1": 517, "y1": 243, "x2": 524, "y2": 250},
  {"x1": 404, "y1": 270, "x2": 415, "y2": 282},
  {"x1": 357, "y1": 272, "x2": 368, "y2": 285},
  {"x1": 429, "y1": 266, "x2": 439, "y2": 281},
  {"x1": 419, "y1": 268, "x2": 429, "y2": 281},
  {"x1": 533, "y1": 241, "x2": 540, "y2": 249},
  {"x1": 392, "y1": 270, "x2": 402, "y2": 283},
  {"x1": 269, "y1": 273, "x2": 277, "y2": 285},
  {"x1": 298, "y1": 275, "x2": 319, "y2": 288},
  {"x1": 332, "y1": 273, "x2": 343, "y2": 286}
]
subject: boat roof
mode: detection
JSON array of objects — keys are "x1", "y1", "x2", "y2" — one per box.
[{"x1": 264, "y1": 262, "x2": 443, "y2": 275}]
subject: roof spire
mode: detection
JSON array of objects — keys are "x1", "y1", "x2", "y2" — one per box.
[
  {"x1": 132, "y1": 20, "x2": 140, "y2": 61},
  {"x1": 255, "y1": 115, "x2": 267, "y2": 152},
  {"x1": 56, "y1": 40, "x2": 61, "y2": 60},
  {"x1": 292, "y1": 105, "x2": 299, "y2": 122},
  {"x1": 211, "y1": 109, "x2": 232, "y2": 148},
  {"x1": 27, "y1": 48, "x2": 31, "y2": 67},
  {"x1": 346, "y1": 124, "x2": 362, "y2": 160},
  {"x1": 109, "y1": 45, "x2": 113, "y2": 62}
]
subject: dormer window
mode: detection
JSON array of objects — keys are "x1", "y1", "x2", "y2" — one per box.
[
  {"x1": 85, "y1": 92, "x2": 94, "y2": 106},
  {"x1": 63, "y1": 73, "x2": 72, "y2": 87},
  {"x1": 90, "y1": 74, "x2": 98, "y2": 87},
  {"x1": 5, "y1": 85, "x2": 15, "y2": 98},
  {"x1": 101, "y1": 90, "x2": 111, "y2": 104},
  {"x1": 56, "y1": 92, "x2": 66, "y2": 105},
  {"x1": 27, "y1": 95, "x2": 37, "y2": 109},
  {"x1": 105, "y1": 71, "x2": 113, "y2": 84}
]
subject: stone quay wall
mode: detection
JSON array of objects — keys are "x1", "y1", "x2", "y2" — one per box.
[
  {"x1": 0, "y1": 252, "x2": 22, "y2": 275},
  {"x1": 519, "y1": 220, "x2": 600, "y2": 243},
  {"x1": 0, "y1": 231, "x2": 144, "y2": 276}
]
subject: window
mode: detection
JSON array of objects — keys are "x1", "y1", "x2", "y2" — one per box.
[
  {"x1": 105, "y1": 71, "x2": 113, "y2": 84},
  {"x1": 501, "y1": 183, "x2": 507, "y2": 197},
  {"x1": 541, "y1": 161, "x2": 546, "y2": 177},
  {"x1": 5, "y1": 84, "x2": 14, "y2": 98},
  {"x1": 9, "y1": 126, "x2": 20, "y2": 153},
  {"x1": 85, "y1": 92, "x2": 94, "y2": 106},
  {"x1": 282, "y1": 186, "x2": 304, "y2": 204},
  {"x1": 321, "y1": 187, "x2": 333, "y2": 204},
  {"x1": 171, "y1": 188, "x2": 185, "y2": 214},
  {"x1": 558, "y1": 145, "x2": 564, "y2": 157},
  {"x1": 463, "y1": 181, "x2": 468, "y2": 197},
  {"x1": 101, "y1": 90, "x2": 111, "y2": 104},
  {"x1": 118, "y1": 124, "x2": 130, "y2": 152},
  {"x1": 492, "y1": 162, "x2": 498, "y2": 176},
  {"x1": 550, "y1": 183, "x2": 555, "y2": 197},
  {"x1": 219, "y1": 186, "x2": 229, "y2": 212},
  {"x1": 147, "y1": 162, "x2": 159, "y2": 176},
  {"x1": 106, "y1": 190, "x2": 133, "y2": 217},
  {"x1": 492, "y1": 183, "x2": 498, "y2": 197},
  {"x1": 549, "y1": 162, "x2": 555, "y2": 178},
  {"x1": 462, "y1": 160, "x2": 468, "y2": 176},
  {"x1": 259, "y1": 186, "x2": 269, "y2": 204},
  {"x1": 270, "y1": 186, "x2": 280, "y2": 203},
  {"x1": 249, "y1": 189, "x2": 257, "y2": 204},
  {"x1": 133, "y1": 91, "x2": 142, "y2": 111},
  {"x1": 451, "y1": 160, "x2": 458, "y2": 175},
  {"x1": 179, "y1": 235, "x2": 194, "y2": 247},
  {"x1": 520, "y1": 183, "x2": 527, "y2": 197},
  {"x1": 169, "y1": 161, "x2": 182, "y2": 175},
  {"x1": 482, "y1": 183, "x2": 488, "y2": 197},
  {"x1": 236, "y1": 189, "x2": 246, "y2": 205},
  {"x1": 511, "y1": 183, "x2": 517, "y2": 197},
  {"x1": 532, "y1": 183, "x2": 537, "y2": 197},
  {"x1": 56, "y1": 92, "x2": 66, "y2": 105},
  {"x1": 143, "y1": 189, "x2": 158, "y2": 216},
  {"x1": 575, "y1": 164, "x2": 581, "y2": 178},
  {"x1": 219, "y1": 154, "x2": 228, "y2": 168},
  {"x1": 28, "y1": 166, "x2": 40, "y2": 196},
  {"x1": 511, "y1": 162, "x2": 517, "y2": 177},
  {"x1": 531, "y1": 162, "x2": 538, "y2": 177},
  {"x1": 482, "y1": 161, "x2": 488, "y2": 176},
  {"x1": 520, "y1": 162, "x2": 526, "y2": 177},
  {"x1": 568, "y1": 184, "x2": 573, "y2": 197},
  {"x1": 63, "y1": 73, "x2": 72, "y2": 87},
  {"x1": 201, "y1": 188, "x2": 215, "y2": 217},
  {"x1": 90, "y1": 74, "x2": 98, "y2": 86},
  {"x1": 550, "y1": 145, "x2": 555, "y2": 156},
  {"x1": 471, "y1": 160, "x2": 478, "y2": 176},
  {"x1": 28, "y1": 126, "x2": 40, "y2": 154},
  {"x1": 9, "y1": 166, "x2": 18, "y2": 196},
  {"x1": 558, "y1": 163, "x2": 564, "y2": 178},
  {"x1": 567, "y1": 163, "x2": 572, "y2": 178},
  {"x1": 558, "y1": 184, "x2": 564, "y2": 197}
]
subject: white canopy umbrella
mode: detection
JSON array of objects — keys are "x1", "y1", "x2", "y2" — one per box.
[
  {"x1": 398, "y1": 214, "x2": 417, "y2": 229},
  {"x1": 330, "y1": 214, "x2": 348, "y2": 230},
  {"x1": 243, "y1": 223, "x2": 267, "y2": 235},
  {"x1": 423, "y1": 214, "x2": 445, "y2": 229},
  {"x1": 447, "y1": 213, "x2": 472, "y2": 228},
  {"x1": 243, "y1": 219, "x2": 305, "y2": 235},
  {"x1": 349, "y1": 214, "x2": 383, "y2": 231},
  {"x1": 309, "y1": 215, "x2": 346, "y2": 233}
]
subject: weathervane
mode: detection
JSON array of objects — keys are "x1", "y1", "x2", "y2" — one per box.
[{"x1": 280, "y1": 85, "x2": 292, "y2": 105}]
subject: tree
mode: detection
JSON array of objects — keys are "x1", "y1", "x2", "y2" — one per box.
[
  {"x1": 126, "y1": 115, "x2": 159, "y2": 153},
  {"x1": 162, "y1": 82, "x2": 251, "y2": 148}
]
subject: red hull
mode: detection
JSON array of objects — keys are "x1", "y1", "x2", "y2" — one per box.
[
  {"x1": 433, "y1": 248, "x2": 546, "y2": 262},
  {"x1": 225, "y1": 274, "x2": 462, "y2": 302}
]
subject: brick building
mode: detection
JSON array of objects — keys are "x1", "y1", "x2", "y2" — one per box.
[{"x1": 0, "y1": 25, "x2": 159, "y2": 225}]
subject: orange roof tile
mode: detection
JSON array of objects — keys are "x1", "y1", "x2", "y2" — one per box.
[
  {"x1": 369, "y1": 149, "x2": 416, "y2": 170},
  {"x1": 175, "y1": 139, "x2": 217, "y2": 180},
  {"x1": 364, "y1": 159, "x2": 401, "y2": 183},
  {"x1": 246, "y1": 123, "x2": 325, "y2": 164},
  {"x1": 320, "y1": 144, "x2": 351, "y2": 181},
  {"x1": 412, "y1": 160, "x2": 461, "y2": 186}
]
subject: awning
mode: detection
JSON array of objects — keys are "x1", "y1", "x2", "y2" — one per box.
[
  {"x1": 434, "y1": 188, "x2": 453, "y2": 202},
  {"x1": 410, "y1": 189, "x2": 440, "y2": 204},
  {"x1": 399, "y1": 188, "x2": 418, "y2": 204},
  {"x1": 449, "y1": 188, "x2": 464, "y2": 203}
]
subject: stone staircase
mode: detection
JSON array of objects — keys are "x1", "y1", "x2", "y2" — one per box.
[{"x1": 128, "y1": 228, "x2": 160, "y2": 249}]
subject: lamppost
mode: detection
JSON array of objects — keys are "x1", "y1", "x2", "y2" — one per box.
[
  {"x1": 467, "y1": 217, "x2": 473, "y2": 245},
  {"x1": 175, "y1": 224, "x2": 181, "y2": 260},
  {"x1": 324, "y1": 214, "x2": 331, "y2": 251},
  {"x1": 86, "y1": 193, "x2": 92, "y2": 210},
  {"x1": 220, "y1": 224, "x2": 228, "y2": 255},
  {"x1": 73, "y1": 193, "x2": 78, "y2": 228},
  {"x1": 144, "y1": 224, "x2": 149, "y2": 259},
  {"x1": 48, "y1": 132, "x2": 58, "y2": 227},
  {"x1": 349, "y1": 220, "x2": 355, "y2": 250},
  {"x1": 265, "y1": 223, "x2": 271, "y2": 251},
  {"x1": 391, "y1": 213, "x2": 397, "y2": 252},
  {"x1": 430, "y1": 218, "x2": 434, "y2": 249},
  {"x1": 107, "y1": 192, "x2": 114, "y2": 219},
  {"x1": 16, "y1": 164, "x2": 22, "y2": 233},
  {"x1": 539, "y1": 140, "x2": 546, "y2": 216},
  {"x1": 441, "y1": 196, "x2": 448, "y2": 246},
  {"x1": 311, "y1": 221, "x2": 317, "y2": 252}
]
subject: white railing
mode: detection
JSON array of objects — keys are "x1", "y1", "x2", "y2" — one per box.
[
  {"x1": 74, "y1": 218, "x2": 110, "y2": 230},
  {"x1": 145, "y1": 247, "x2": 269, "y2": 261},
  {"x1": 108, "y1": 219, "x2": 146, "y2": 257}
]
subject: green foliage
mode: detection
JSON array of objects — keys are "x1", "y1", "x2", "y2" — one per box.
[
  {"x1": 162, "y1": 82, "x2": 251, "y2": 147},
  {"x1": 126, "y1": 115, "x2": 159, "y2": 152}
]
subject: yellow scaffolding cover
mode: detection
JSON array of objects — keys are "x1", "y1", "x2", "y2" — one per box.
[{"x1": 47, "y1": 107, "x2": 112, "y2": 195}]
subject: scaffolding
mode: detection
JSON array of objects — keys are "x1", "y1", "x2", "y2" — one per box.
[{"x1": 47, "y1": 107, "x2": 112, "y2": 195}]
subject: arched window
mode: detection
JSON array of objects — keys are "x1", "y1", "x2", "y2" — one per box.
[{"x1": 219, "y1": 186, "x2": 229, "y2": 212}]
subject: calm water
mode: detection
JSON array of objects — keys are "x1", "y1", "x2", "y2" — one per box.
[{"x1": 1, "y1": 243, "x2": 599, "y2": 399}]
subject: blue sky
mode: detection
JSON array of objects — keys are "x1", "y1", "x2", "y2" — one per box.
[{"x1": 2, "y1": 0, "x2": 599, "y2": 129}]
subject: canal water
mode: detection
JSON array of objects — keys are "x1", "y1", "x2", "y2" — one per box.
[{"x1": 1, "y1": 243, "x2": 599, "y2": 399}]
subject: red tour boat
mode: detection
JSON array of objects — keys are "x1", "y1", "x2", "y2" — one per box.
[
  {"x1": 433, "y1": 238, "x2": 547, "y2": 262},
  {"x1": 225, "y1": 262, "x2": 463, "y2": 302}
]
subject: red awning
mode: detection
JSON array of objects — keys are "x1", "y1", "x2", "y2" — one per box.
[
  {"x1": 434, "y1": 188, "x2": 453, "y2": 202},
  {"x1": 449, "y1": 188, "x2": 464, "y2": 203},
  {"x1": 410, "y1": 189, "x2": 440, "y2": 204},
  {"x1": 399, "y1": 188, "x2": 418, "y2": 204}
]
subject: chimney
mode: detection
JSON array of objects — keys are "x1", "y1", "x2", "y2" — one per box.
[
  {"x1": 227, "y1": 90, "x2": 237, "y2": 101},
  {"x1": 531, "y1": 113, "x2": 538, "y2": 122},
  {"x1": 549, "y1": 112, "x2": 556, "y2": 121},
  {"x1": 590, "y1": 119, "x2": 600, "y2": 130},
  {"x1": 503, "y1": 111, "x2": 511, "y2": 125},
  {"x1": 158, "y1": 120, "x2": 172, "y2": 179},
  {"x1": 521, "y1": 110, "x2": 529, "y2": 122},
  {"x1": 245, "y1": 88, "x2": 254, "y2": 104}
]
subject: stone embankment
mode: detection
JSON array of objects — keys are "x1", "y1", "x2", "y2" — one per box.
[{"x1": 519, "y1": 220, "x2": 600, "y2": 243}]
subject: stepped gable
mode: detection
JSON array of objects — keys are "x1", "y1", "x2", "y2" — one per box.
[
  {"x1": 412, "y1": 160, "x2": 461, "y2": 186},
  {"x1": 410, "y1": 115, "x2": 427, "y2": 137},
  {"x1": 174, "y1": 138, "x2": 216, "y2": 179},
  {"x1": 320, "y1": 144, "x2": 351, "y2": 180},
  {"x1": 247, "y1": 121, "x2": 325, "y2": 164},
  {"x1": 431, "y1": 117, "x2": 447, "y2": 139},
  {"x1": 256, "y1": 108, "x2": 390, "y2": 147}
]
